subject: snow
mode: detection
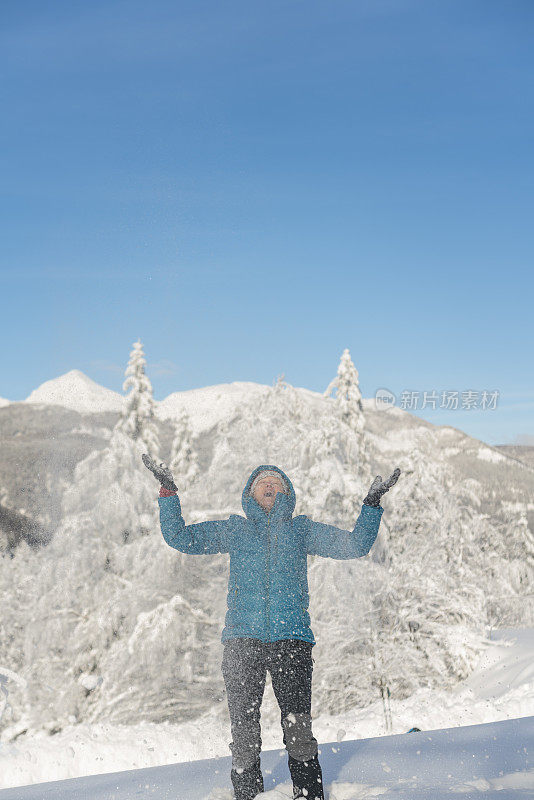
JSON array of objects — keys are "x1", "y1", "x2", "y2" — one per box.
[
  {"x1": 461, "y1": 628, "x2": 534, "y2": 702},
  {"x1": 364, "y1": 427, "x2": 430, "y2": 453},
  {"x1": 78, "y1": 674, "x2": 103, "y2": 692},
  {"x1": 442, "y1": 446, "x2": 461, "y2": 457},
  {"x1": 0, "y1": 397, "x2": 10, "y2": 408},
  {"x1": 361, "y1": 398, "x2": 407, "y2": 418},
  {"x1": 70, "y1": 425, "x2": 112, "y2": 439},
  {"x1": 3, "y1": 362, "x2": 534, "y2": 798},
  {"x1": 20, "y1": 370, "x2": 295, "y2": 425},
  {"x1": 24, "y1": 370, "x2": 124, "y2": 414},
  {"x1": 2, "y1": 628, "x2": 534, "y2": 797},
  {"x1": 157, "y1": 381, "x2": 270, "y2": 433},
  {"x1": 1, "y1": 716, "x2": 532, "y2": 799},
  {"x1": 476, "y1": 447, "x2": 507, "y2": 464}
]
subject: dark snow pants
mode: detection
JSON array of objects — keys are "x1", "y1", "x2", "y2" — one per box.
[{"x1": 222, "y1": 637, "x2": 324, "y2": 800}]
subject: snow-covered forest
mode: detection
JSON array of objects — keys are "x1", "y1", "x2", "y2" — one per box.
[{"x1": 1, "y1": 340, "x2": 533, "y2": 779}]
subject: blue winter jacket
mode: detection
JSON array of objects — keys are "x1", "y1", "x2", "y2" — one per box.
[{"x1": 158, "y1": 465, "x2": 384, "y2": 645}]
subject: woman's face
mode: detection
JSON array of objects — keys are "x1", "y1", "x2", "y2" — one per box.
[{"x1": 252, "y1": 476, "x2": 287, "y2": 511}]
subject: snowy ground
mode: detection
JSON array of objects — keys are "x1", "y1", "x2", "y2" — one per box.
[
  {"x1": 1, "y1": 628, "x2": 534, "y2": 797},
  {"x1": 1, "y1": 716, "x2": 532, "y2": 799}
]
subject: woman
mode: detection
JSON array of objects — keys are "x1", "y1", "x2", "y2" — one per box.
[{"x1": 143, "y1": 455, "x2": 400, "y2": 800}]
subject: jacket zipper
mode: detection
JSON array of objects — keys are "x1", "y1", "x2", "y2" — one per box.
[{"x1": 266, "y1": 513, "x2": 271, "y2": 642}]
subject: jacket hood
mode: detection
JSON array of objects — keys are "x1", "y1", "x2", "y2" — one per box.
[{"x1": 241, "y1": 464, "x2": 296, "y2": 522}]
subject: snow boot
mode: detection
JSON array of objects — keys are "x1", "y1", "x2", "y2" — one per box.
[
  {"x1": 230, "y1": 759, "x2": 264, "y2": 800},
  {"x1": 289, "y1": 754, "x2": 324, "y2": 800}
]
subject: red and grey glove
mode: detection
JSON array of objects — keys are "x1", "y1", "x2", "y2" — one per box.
[{"x1": 142, "y1": 454, "x2": 178, "y2": 495}]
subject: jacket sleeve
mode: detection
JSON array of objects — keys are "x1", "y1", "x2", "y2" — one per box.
[
  {"x1": 158, "y1": 495, "x2": 231, "y2": 555},
  {"x1": 305, "y1": 503, "x2": 384, "y2": 559}
]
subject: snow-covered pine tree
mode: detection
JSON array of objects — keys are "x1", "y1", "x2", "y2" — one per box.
[
  {"x1": 0, "y1": 342, "x2": 183, "y2": 734},
  {"x1": 62, "y1": 426, "x2": 157, "y2": 545},
  {"x1": 324, "y1": 348, "x2": 369, "y2": 478},
  {"x1": 170, "y1": 411, "x2": 200, "y2": 490},
  {"x1": 294, "y1": 409, "x2": 365, "y2": 522},
  {"x1": 115, "y1": 339, "x2": 159, "y2": 456},
  {"x1": 271, "y1": 374, "x2": 305, "y2": 426},
  {"x1": 475, "y1": 506, "x2": 534, "y2": 628},
  {"x1": 376, "y1": 444, "x2": 490, "y2": 683},
  {"x1": 310, "y1": 435, "x2": 499, "y2": 717},
  {"x1": 61, "y1": 340, "x2": 163, "y2": 546},
  {"x1": 382, "y1": 488, "x2": 488, "y2": 686},
  {"x1": 324, "y1": 348, "x2": 364, "y2": 433}
]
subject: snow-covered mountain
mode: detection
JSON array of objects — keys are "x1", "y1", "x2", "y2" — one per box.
[
  {"x1": 24, "y1": 370, "x2": 124, "y2": 414},
  {"x1": 20, "y1": 370, "x2": 271, "y2": 430},
  {"x1": 158, "y1": 381, "x2": 269, "y2": 434},
  {"x1": 0, "y1": 398, "x2": 9, "y2": 408}
]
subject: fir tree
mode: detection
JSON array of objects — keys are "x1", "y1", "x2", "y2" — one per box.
[
  {"x1": 324, "y1": 348, "x2": 370, "y2": 480},
  {"x1": 116, "y1": 339, "x2": 159, "y2": 456},
  {"x1": 324, "y1": 348, "x2": 364, "y2": 434},
  {"x1": 170, "y1": 411, "x2": 200, "y2": 489}
]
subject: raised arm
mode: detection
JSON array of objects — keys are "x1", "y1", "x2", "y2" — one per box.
[
  {"x1": 305, "y1": 467, "x2": 400, "y2": 559},
  {"x1": 158, "y1": 493, "x2": 230, "y2": 555},
  {"x1": 305, "y1": 503, "x2": 384, "y2": 559},
  {"x1": 143, "y1": 453, "x2": 230, "y2": 555}
]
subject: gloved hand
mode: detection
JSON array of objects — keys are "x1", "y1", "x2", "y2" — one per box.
[
  {"x1": 363, "y1": 467, "x2": 401, "y2": 507},
  {"x1": 142, "y1": 454, "x2": 178, "y2": 492}
]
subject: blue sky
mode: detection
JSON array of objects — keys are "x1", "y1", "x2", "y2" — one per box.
[{"x1": 1, "y1": 0, "x2": 533, "y2": 444}]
